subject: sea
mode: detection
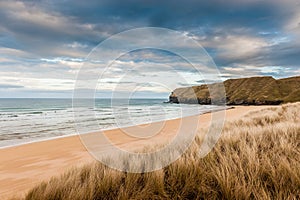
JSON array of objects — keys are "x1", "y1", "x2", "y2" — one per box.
[{"x1": 0, "y1": 98, "x2": 221, "y2": 148}]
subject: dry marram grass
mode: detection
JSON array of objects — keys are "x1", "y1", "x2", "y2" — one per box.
[{"x1": 24, "y1": 103, "x2": 300, "y2": 199}]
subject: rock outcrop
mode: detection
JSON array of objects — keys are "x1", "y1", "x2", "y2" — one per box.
[{"x1": 168, "y1": 76, "x2": 300, "y2": 105}]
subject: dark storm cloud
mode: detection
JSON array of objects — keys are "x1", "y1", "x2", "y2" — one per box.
[
  {"x1": 0, "y1": 1, "x2": 298, "y2": 52},
  {"x1": 41, "y1": 0, "x2": 286, "y2": 30},
  {"x1": 0, "y1": 0, "x2": 295, "y2": 46},
  {"x1": 0, "y1": 0, "x2": 299, "y2": 97}
]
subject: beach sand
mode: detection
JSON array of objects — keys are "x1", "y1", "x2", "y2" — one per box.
[{"x1": 0, "y1": 105, "x2": 273, "y2": 199}]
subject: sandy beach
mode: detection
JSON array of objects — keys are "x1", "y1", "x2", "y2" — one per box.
[{"x1": 0, "y1": 105, "x2": 273, "y2": 199}]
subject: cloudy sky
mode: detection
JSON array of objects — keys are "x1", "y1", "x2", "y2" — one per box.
[{"x1": 0, "y1": 0, "x2": 299, "y2": 98}]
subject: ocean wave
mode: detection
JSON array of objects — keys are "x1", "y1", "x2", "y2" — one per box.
[
  {"x1": 27, "y1": 111, "x2": 43, "y2": 115},
  {"x1": 0, "y1": 99, "x2": 222, "y2": 148}
]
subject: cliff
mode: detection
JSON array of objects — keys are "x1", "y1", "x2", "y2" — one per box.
[{"x1": 169, "y1": 76, "x2": 300, "y2": 105}]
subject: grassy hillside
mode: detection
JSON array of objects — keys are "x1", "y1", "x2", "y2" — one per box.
[
  {"x1": 170, "y1": 76, "x2": 300, "y2": 105},
  {"x1": 23, "y1": 103, "x2": 300, "y2": 200},
  {"x1": 277, "y1": 76, "x2": 300, "y2": 102}
]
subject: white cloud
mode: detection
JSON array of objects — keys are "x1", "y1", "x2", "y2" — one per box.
[
  {"x1": 260, "y1": 66, "x2": 290, "y2": 74},
  {"x1": 203, "y1": 35, "x2": 269, "y2": 60},
  {"x1": 65, "y1": 42, "x2": 89, "y2": 49},
  {"x1": 0, "y1": 47, "x2": 35, "y2": 58},
  {"x1": 0, "y1": 1, "x2": 97, "y2": 38},
  {"x1": 0, "y1": 75, "x2": 75, "y2": 91}
]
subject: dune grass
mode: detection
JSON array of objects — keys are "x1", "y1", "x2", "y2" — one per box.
[{"x1": 24, "y1": 103, "x2": 300, "y2": 200}]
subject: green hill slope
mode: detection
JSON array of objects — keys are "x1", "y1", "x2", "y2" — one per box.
[{"x1": 169, "y1": 76, "x2": 300, "y2": 105}]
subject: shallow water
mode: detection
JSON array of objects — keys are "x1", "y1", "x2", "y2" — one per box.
[{"x1": 0, "y1": 98, "x2": 221, "y2": 148}]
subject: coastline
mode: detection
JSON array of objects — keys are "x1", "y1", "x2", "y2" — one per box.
[
  {"x1": 0, "y1": 105, "x2": 231, "y2": 150},
  {"x1": 0, "y1": 105, "x2": 274, "y2": 199}
]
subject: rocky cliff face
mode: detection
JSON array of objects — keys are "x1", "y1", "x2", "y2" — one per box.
[{"x1": 169, "y1": 76, "x2": 300, "y2": 105}]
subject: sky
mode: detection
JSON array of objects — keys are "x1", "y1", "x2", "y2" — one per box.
[{"x1": 0, "y1": 0, "x2": 299, "y2": 98}]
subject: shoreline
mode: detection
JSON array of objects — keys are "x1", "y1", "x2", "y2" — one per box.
[
  {"x1": 0, "y1": 105, "x2": 275, "y2": 199},
  {"x1": 0, "y1": 105, "x2": 231, "y2": 150}
]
